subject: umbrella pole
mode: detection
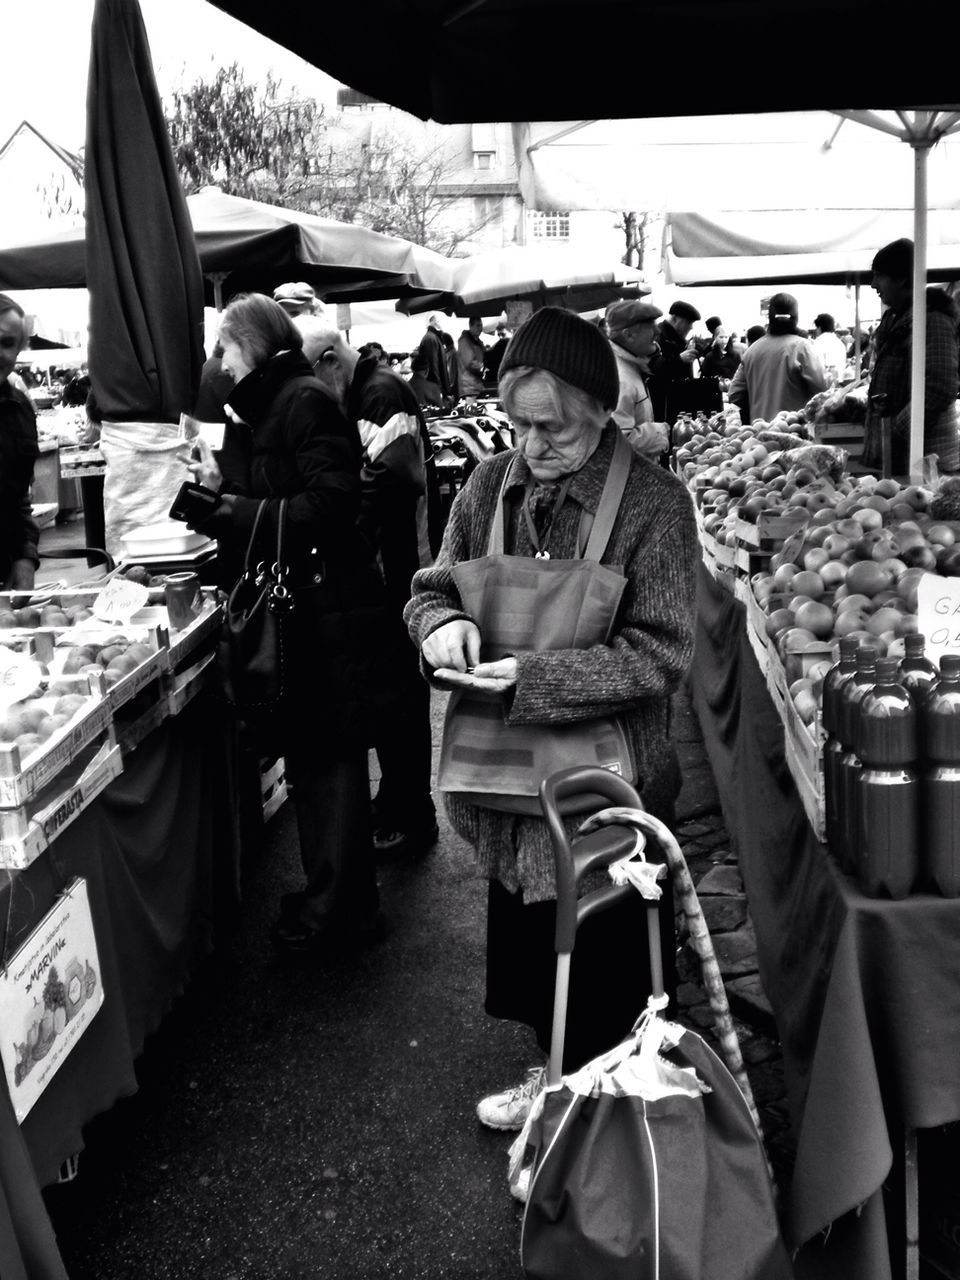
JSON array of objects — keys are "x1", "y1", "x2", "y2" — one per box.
[
  {"x1": 854, "y1": 279, "x2": 862, "y2": 382},
  {"x1": 909, "y1": 121, "x2": 933, "y2": 483}
]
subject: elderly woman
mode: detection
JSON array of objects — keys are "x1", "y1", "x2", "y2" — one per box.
[
  {"x1": 403, "y1": 307, "x2": 698, "y2": 1137},
  {"x1": 190, "y1": 293, "x2": 407, "y2": 954}
]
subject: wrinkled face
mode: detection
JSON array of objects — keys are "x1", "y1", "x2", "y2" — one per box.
[
  {"x1": 219, "y1": 335, "x2": 256, "y2": 383},
  {"x1": 615, "y1": 320, "x2": 658, "y2": 360},
  {"x1": 510, "y1": 373, "x2": 602, "y2": 482},
  {"x1": 0, "y1": 309, "x2": 25, "y2": 385}
]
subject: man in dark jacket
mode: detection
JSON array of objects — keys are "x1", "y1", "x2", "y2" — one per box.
[
  {"x1": 866, "y1": 237, "x2": 960, "y2": 473},
  {"x1": 297, "y1": 316, "x2": 441, "y2": 857},
  {"x1": 418, "y1": 313, "x2": 451, "y2": 399},
  {"x1": 0, "y1": 296, "x2": 40, "y2": 591},
  {"x1": 648, "y1": 299, "x2": 701, "y2": 419}
]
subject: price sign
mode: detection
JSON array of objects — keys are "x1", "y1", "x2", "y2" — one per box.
[
  {"x1": 916, "y1": 572, "x2": 960, "y2": 665},
  {"x1": 92, "y1": 578, "x2": 149, "y2": 625},
  {"x1": 0, "y1": 646, "x2": 41, "y2": 710}
]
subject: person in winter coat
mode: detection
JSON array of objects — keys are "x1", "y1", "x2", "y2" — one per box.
[
  {"x1": 457, "y1": 316, "x2": 488, "y2": 398},
  {"x1": 864, "y1": 237, "x2": 960, "y2": 474},
  {"x1": 0, "y1": 295, "x2": 39, "y2": 591},
  {"x1": 419, "y1": 314, "x2": 451, "y2": 398},
  {"x1": 647, "y1": 299, "x2": 701, "y2": 419},
  {"x1": 604, "y1": 297, "x2": 670, "y2": 462},
  {"x1": 404, "y1": 307, "x2": 697, "y2": 1156},
  {"x1": 727, "y1": 293, "x2": 829, "y2": 423},
  {"x1": 188, "y1": 293, "x2": 409, "y2": 955},
  {"x1": 296, "y1": 315, "x2": 441, "y2": 860},
  {"x1": 483, "y1": 324, "x2": 510, "y2": 389},
  {"x1": 699, "y1": 325, "x2": 741, "y2": 382}
]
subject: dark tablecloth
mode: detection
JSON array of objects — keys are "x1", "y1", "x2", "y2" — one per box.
[
  {"x1": 0, "y1": 698, "x2": 239, "y2": 1279},
  {"x1": 689, "y1": 563, "x2": 960, "y2": 1280}
]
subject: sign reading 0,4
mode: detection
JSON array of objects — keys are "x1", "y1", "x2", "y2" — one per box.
[{"x1": 917, "y1": 573, "x2": 960, "y2": 662}]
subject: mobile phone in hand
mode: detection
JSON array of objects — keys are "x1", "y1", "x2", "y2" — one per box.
[{"x1": 169, "y1": 480, "x2": 221, "y2": 524}]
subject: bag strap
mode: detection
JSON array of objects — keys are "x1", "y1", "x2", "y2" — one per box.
[
  {"x1": 241, "y1": 500, "x2": 270, "y2": 577},
  {"x1": 240, "y1": 497, "x2": 290, "y2": 580}
]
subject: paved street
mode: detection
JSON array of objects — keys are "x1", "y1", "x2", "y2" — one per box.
[{"x1": 37, "y1": 674, "x2": 796, "y2": 1280}]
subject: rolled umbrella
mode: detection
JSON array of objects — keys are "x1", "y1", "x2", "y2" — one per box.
[{"x1": 84, "y1": 0, "x2": 205, "y2": 424}]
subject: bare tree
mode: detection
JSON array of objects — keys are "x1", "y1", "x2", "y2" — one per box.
[{"x1": 620, "y1": 210, "x2": 651, "y2": 270}]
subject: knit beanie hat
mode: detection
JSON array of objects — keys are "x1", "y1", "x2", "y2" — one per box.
[
  {"x1": 871, "y1": 237, "x2": 914, "y2": 282},
  {"x1": 499, "y1": 306, "x2": 620, "y2": 410}
]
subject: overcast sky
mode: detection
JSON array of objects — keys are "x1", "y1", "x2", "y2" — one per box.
[{"x1": 2, "y1": 0, "x2": 342, "y2": 150}]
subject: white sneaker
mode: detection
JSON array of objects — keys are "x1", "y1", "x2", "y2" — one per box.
[{"x1": 476, "y1": 1065, "x2": 545, "y2": 1131}]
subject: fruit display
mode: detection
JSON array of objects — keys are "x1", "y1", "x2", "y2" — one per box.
[{"x1": 676, "y1": 410, "x2": 960, "y2": 848}]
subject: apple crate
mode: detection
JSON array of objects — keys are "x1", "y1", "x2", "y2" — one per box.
[
  {"x1": 57, "y1": 445, "x2": 106, "y2": 480},
  {"x1": 0, "y1": 693, "x2": 115, "y2": 808},
  {"x1": 165, "y1": 650, "x2": 216, "y2": 718},
  {"x1": 115, "y1": 698, "x2": 169, "y2": 759},
  {"x1": 736, "y1": 507, "x2": 810, "y2": 550},
  {"x1": 41, "y1": 624, "x2": 170, "y2": 714},
  {"x1": 0, "y1": 740, "x2": 123, "y2": 870},
  {"x1": 260, "y1": 756, "x2": 288, "y2": 822},
  {"x1": 814, "y1": 420, "x2": 865, "y2": 460},
  {"x1": 131, "y1": 593, "x2": 222, "y2": 673}
]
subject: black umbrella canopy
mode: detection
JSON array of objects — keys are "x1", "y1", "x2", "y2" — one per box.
[
  {"x1": 207, "y1": 0, "x2": 954, "y2": 123},
  {"x1": 86, "y1": 0, "x2": 205, "y2": 423}
]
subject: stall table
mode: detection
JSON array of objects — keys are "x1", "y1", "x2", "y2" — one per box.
[
  {"x1": 689, "y1": 560, "x2": 960, "y2": 1280},
  {"x1": 0, "y1": 695, "x2": 240, "y2": 1280}
]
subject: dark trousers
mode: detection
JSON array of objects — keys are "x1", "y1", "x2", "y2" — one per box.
[
  {"x1": 284, "y1": 742, "x2": 379, "y2": 925},
  {"x1": 372, "y1": 654, "x2": 436, "y2": 833}
]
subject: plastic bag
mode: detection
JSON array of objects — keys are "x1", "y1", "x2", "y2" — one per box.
[{"x1": 99, "y1": 421, "x2": 191, "y2": 560}]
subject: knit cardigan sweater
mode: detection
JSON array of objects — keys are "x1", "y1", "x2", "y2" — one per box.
[{"x1": 403, "y1": 424, "x2": 698, "y2": 902}]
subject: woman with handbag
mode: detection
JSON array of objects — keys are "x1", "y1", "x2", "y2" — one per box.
[
  {"x1": 403, "y1": 307, "x2": 698, "y2": 1138},
  {"x1": 189, "y1": 292, "x2": 408, "y2": 954}
]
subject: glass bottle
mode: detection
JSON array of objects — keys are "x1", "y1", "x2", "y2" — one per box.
[
  {"x1": 920, "y1": 655, "x2": 960, "y2": 897},
  {"x1": 822, "y1": 636, "x2": 860, "y2": 860},
  {"x1": 837, "y1": 647, "x2": 878, "y2": 874},
  {"x1": 856, "y1": 657, "x2": 919, "y2": 899}
]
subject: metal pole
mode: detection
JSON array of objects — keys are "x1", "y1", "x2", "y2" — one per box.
[
  {"x1": 854, "y1": 279, "x2": 862, "y2": 381},
  {"x1": 909, "y1": 119, "x2": 933, "y2": 482}
]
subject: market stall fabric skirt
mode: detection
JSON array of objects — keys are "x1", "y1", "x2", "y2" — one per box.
[{"x1": 485, "y1": 878, "x2": 677, "y2": 1074}]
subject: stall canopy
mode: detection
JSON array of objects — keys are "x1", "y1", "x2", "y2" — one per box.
[
  {"x1": 205, "y1": 0, "x2": 955, "y2": 124},
  {"x1": 397, "y1": 242, "x2": 649, "y2": 317},
  {"x1": 0, "y1": 187, "x2": 455, "y2": 309}
]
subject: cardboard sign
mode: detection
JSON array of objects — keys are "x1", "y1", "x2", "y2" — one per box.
[
  {"x1": 92, "y1": 578, "x2": 149, "y2": 625},
  {"x1": 0, "y1": 647, "x2": 41, "y2": 710},
  {"x1": 0, "y1": 877, "x2": 104, "y2": 1122},
  {"x1": 916, "y1": 572, "x2": 960, "y2": 665},
  {"x1": 336, "y1": 303, "x2": 353, "y2": 332},
  {"x1": 178, "y1": 412, "x2": 225, "y2": 452}
]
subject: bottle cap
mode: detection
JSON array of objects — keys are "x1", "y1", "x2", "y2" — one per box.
[
  {"x1": 856, "y1": 646, "x2": 878, "y2": 669},
  {"x1": 904, "y1": 633, "x2": 926, "y2": 654},
  {"x1": 838, "y1": 636, "x2": 859, "y2": 655},
  {"x1": 941, "y1": 655, "x2": 960, "y2": 677},
  {"x1": 875, "y1": 657, "x2": 900, "y2": 683}
]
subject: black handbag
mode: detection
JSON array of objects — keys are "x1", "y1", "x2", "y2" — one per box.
[{"x1": 217, "y1": 498, "x2": 295, "y2": 717}]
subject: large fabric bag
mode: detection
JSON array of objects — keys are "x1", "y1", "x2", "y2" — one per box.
[
  {"x1": 516, "y1": 1008, "x2": 793, "y2": 1280},
  {"x1": 99, "y1": 420, "x2": 190, "y2": 560},
  {"x1": 217, "y1": 498, "x2": 293, "y2": 723}
]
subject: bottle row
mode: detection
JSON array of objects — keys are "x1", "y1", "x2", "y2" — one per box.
[{"x1": 823, "y1": 634, "x2": 960, "y2": 898}]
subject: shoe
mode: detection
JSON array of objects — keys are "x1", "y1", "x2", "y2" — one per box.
[
  {"x1": 270, "y1": 909, "x2": 389, "y2": 955},
  {"x1": 373, "y1": 820, "x2": 440, "y2": 860},
  {"x1": 476, "y1": 1065, "x2": 545, "y2": 1131}
]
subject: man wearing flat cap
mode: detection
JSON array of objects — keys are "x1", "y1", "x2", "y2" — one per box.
[
  {"x1": 649, "y1": 300, "x2": 702, "y2": 420},
  {"x1": 272, "y1": 282, "x2": 323, "y2": 317},
  {"x1": 605, "y1": 299, "x2": 671, "y2": 461}
]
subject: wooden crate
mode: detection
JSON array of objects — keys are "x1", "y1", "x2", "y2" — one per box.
[
  {"x1": 814, "y1": 420, "x2": 865, "y2": 459},
  {"x1": 0, "y1": 696, "x2": 115, "y2": 808},
  {"x1": 260, "y1": 756, "x2": 288, "y2": 822},
  {"x1": 0, "y1": 741, "x2": 123, "y2": 870}
]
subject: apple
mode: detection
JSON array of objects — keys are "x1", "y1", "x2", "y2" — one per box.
[
  {"x1": 820, "y1": 560, "x2": 849, "y2": 587},
  {"x1": 788, "y1": 570, "x2": 826, "y2": 600},
  {"x1": 927, "y1": 523, "x2": 956, "y2": 547},
  {"x1": 793, "y1": 600, "x2": 835, "y2": 637},
  {"x1": 823, "y1": 533, "x2": 852, "y2": 559}
]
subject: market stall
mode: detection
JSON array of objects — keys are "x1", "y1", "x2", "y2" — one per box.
[
  {"x1": 673, "y1": 398, "x2": 960, "y2": 1277},
  {"x1": 0, "y1": 580, "x2": 237, "y2": 1280}
]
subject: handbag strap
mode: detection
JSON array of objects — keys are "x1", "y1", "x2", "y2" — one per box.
[{"x1": 241, "y1": 499, "x2": 271, "y2": 578}]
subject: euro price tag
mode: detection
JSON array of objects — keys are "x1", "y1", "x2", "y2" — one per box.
[
  {"x1": 917, "y1": 572, "x2": 960, "y2": 666},
  {"x1": 0, "y1": 646, "x2": 42, "y2": 710},
  {"x1": 92, "y1": 579, "x2": 149, "y2": 626}
]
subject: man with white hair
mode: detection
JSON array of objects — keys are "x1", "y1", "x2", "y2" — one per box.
[
  {"x1": 296, "y1": 315, "x2": 440, "y2": 858},
  {"x1": 0, "y1": 294, "x2": 40, "y2": 590},
  {"x1": 418, "y1": 312, "x2": 451, "y2": 399},
  {"x1": 272, "y1": 281, "x2": 323, "y2": 317}
]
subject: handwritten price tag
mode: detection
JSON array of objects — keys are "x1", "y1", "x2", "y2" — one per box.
[
  {"x1": 0, "y1": 646, "x2": 42, "y2": 710},
  {"x1": 916, "y1": 572, "x2": 960, "y2": 665},
  {"x1": 92, "y1": 579, "x2": 149, "y2": 625}
]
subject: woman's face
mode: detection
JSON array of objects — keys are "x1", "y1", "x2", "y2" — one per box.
[
  {"x1": 510, "y1": 373, "x2": 603, "y2": 482},
  {"x1": 219, "y1": 334, "x2": 255, "y2": 383}
]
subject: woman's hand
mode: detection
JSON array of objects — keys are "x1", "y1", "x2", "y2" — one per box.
[
  {"x1": 422, "y1": 619, "x2": 481, "y2": 673},
  {"x1": 434, "y1": 656, "x2": 518, "y2": 694},
  {"x1": 187, "y1": 437, "x2": 223, "y2": 491}
]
